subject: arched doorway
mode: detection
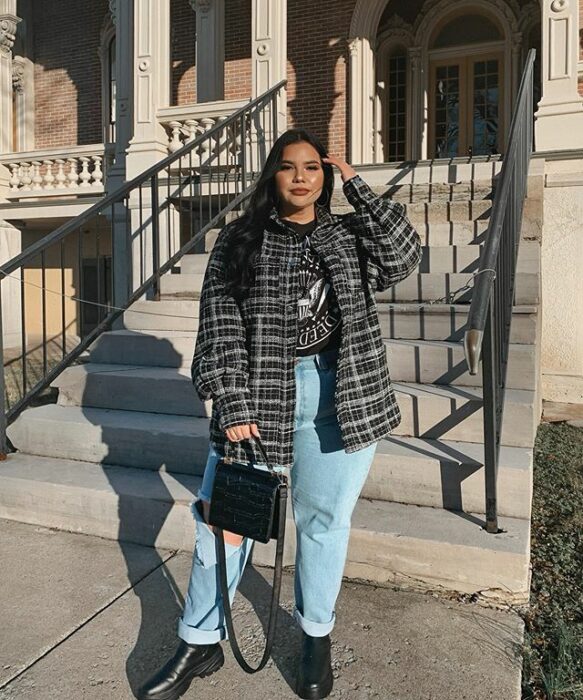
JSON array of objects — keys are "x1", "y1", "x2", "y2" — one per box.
[
  {"x1": 348, "y1": 0, "x2": 525, "y2": 164},
  {"x1": 427, "y1": 10, "x2": 505, "y2": 158}
]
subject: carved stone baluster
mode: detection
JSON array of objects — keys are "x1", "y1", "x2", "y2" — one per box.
[
  {"x1": 31, "y1": 161, "x2": 43, "y2": 190},
  {"x1": 54, "y1": 159, "x2": 67, "y2": 188},
  {"x1": 42, "y1": 160, "x2": 55, "y2": 189},
  {"x1": 79, "y1": 157, "x2": 91, "y2": 187},
  {"x1": 66, "y1": 158, "x2": 79, "y2": 188},
  {"x1": 8, "y1": 163, "x2": 21, "y2": 191},
  {"x1": 92, "y1": 156, "x2": 103, "y2": 187},
  {"x1": 168, "y1": 121, "x2": 183, "y2": 153},
  {"x1": 184, "y1": 119, "x2": 198, "y2": 144},
  {"x1": 199, "y1": 116, "x2": 215, "y2": 167},
  {"x1": 20, "y1": 163, "x2": 32, "y2": 190}
]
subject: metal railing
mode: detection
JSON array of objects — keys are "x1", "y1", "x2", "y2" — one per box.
[
  {"x1": 463, "y1": 50, "x2": 536, "y2": 533},
  {"x1": 0, "y1": 79, "x2": 287, "y2": 455}
]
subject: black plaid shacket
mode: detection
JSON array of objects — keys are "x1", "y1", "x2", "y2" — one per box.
[{"x1": 191, "y1": 173, "x2": 422, "y2": 469}]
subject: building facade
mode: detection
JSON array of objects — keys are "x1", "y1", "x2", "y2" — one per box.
[{"x1": 0, "y1": 0, "x2": 583, "y2": 403}]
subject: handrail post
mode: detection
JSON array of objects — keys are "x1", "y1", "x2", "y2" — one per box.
[
  {"x1": 482, "y1": 298, "x2": 499, "y2": 534},
  {"x1": 151, "y1": 174, "x2": 160, "y2": 301}
]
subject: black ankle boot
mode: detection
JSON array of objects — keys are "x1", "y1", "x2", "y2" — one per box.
[
  {"x1": 137, "y1": 639, "x2": 224, "y2": 700},
  {"x1": 295, "y1": 631, "x2": 334, "y2": 699}
]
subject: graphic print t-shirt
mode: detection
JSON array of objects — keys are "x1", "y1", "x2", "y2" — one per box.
[{"x1": 284, "y1": 218, "x2": 342, "y2": 356}]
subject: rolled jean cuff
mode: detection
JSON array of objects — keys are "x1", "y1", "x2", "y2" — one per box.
[
  {"x1": 293, "y1": 607, "x2": 336, "y2": 637},
  {"x1": 177, "y1": 618, "x2": 228, "y2": 644}
]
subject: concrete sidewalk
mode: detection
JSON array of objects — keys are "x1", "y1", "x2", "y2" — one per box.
[{"x1": 0, "y1": 518, "x2": 524, "y2": 699}]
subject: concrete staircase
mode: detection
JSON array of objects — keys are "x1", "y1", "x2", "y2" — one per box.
[{"x1": 0, "y1": 161, "x2": 542, "y2": 605}]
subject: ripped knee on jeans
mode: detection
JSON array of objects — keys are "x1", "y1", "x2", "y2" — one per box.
[{"x1": 193, "y1": 498, "x2": 245, "y2": 548}]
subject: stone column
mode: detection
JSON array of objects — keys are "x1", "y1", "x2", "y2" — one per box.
[
  {"x1": 408, "y1": 46, "x2": 423, "y2": 161},
  {"x1": 126, "y1": 0, "x2": 170, "y2": 176},
  {"x1": 251, "y1": 0, "x2": 287, "y2": 152},
  {"x1": 106, "y1": 0, "x2": 135, "y2": 311},
  {"x1": 348, "y1": 38, "x2": 373, "y2": 165},
  {"x1": 0, "y1": 3, "x2": 22, "y2": 349},
  {"x1": 0, "y1": 3, "x2": 20, "y2": 154},
  {"x1": 190, "y1": 0, "x2": 224, "y2": 103},
  {"x1": 534, "y1": 0, "x2": 583, "y2": 150},
  {"x1": 125, "y1": 0, "x2": 179, "y2": 302},
  {"x1": 107, "y1": 0, "x2": 133, "y2": 189}
]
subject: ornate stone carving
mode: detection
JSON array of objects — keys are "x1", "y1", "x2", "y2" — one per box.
[
  {"x1": 550, "y1": 0, "x2": 568, "y2": 12},
  {"x1": 377, "y1": 14, "x2": 414, "y2": 48},
  {"x1": 12, "y1": 55, "x2": 24, "y2": 93},
  {"x1": 413, "y1": 0, "x2": 521, "y2": 44},
  {"x1": 0, "y1": 15, "x2": 19, "y2": 55},
  {"x1": 108, "y1": 0, "x2": 117, "y2": 24}
]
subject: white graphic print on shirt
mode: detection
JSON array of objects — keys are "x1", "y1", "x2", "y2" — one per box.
[{"x1": 297, "y1": 236, "x2": 342, "y2": 352}]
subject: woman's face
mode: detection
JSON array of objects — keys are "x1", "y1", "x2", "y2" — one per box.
[{"x1": 273, "y1": 141, "x2": 325, "y2": 215}]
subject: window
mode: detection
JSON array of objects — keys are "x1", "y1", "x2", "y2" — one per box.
[{"x1": 386, "y1": 50, "x2": 407, "y2": 162}]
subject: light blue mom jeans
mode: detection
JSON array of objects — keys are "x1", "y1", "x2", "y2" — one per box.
[{"x1": 177, "y1": 346, "x2": 378, "y2": 644}]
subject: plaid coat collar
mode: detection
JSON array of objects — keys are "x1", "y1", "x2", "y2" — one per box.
[{"x1": 267, "y1": 202, "x2": 337, "y2": 241}]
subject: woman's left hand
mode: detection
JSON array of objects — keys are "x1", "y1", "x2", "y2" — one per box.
[{"x1": 322, "y1": 155, "x2": 358, "y2": 183}]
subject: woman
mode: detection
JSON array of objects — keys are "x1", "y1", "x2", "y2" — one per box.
[{"x1": 138, "y1": 128, "x2": 421, "y2": 700}]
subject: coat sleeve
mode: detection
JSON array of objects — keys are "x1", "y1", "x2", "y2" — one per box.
[
  {"x1": 191, "y1": 223, "x2": 256, "y2": 431},
  {"x1": 342, "y1": 173, "x2": 422, "y2": 292}
]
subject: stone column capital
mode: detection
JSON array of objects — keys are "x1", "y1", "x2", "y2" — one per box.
[
  {"x1": 0, "y1": 14, "x2": 20, "y2": 55},
  {"x1": 189, "y1": 0, "x2": 213, "y2": 14}
]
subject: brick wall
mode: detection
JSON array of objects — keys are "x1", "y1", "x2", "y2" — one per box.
[
  {"x1": 34, "y1": 0, "x2": 109, "y2": 149},
  {"x1": 171, "y1": 0, "x2": 252, "y2": 106},
  {"x1": 224, "y1": 0, "x2": 252, "y2": 99},
  {"x1": 171, "y1": 0, "x2": 196, "y2": 104},
  {"x1": 286, "y1": 0, "x2": 355, "y2": 160}
]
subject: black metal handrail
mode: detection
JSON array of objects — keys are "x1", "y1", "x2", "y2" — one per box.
[
  {"x1": 463, "y1": 49, "x2": 536, "y2": 533},
  {"x1": 0, "y1": 80, "x2": 287, "y2": 454}
]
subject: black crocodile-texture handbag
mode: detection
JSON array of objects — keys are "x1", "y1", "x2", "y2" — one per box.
[
  {"x1": 207, "y1": 434, "x2": 288, "y2": 674},
  {"x1": 208, "y1": 435, "x2": 287, "y2": 543}
]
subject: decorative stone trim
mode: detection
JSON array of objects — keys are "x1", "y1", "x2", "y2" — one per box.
[
  {"x1": 11, "y1": 54, "x2": 24, "y2": 93},
  {"x1": 0, "y1": 14, "x2": 19, "y2": 55}
]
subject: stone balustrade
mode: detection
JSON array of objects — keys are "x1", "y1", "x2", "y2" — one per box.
[
  {"x1": 157, "y1": 99, "x2": 262, "y2": 171},
  {"x1": 0, "y1": 145, "x2": 107, "y2": 198}
]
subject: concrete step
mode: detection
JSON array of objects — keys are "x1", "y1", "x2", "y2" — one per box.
[
  {"x1": 330, "y1": 182, "x2": 494, "y2": 204},
  {"x1": 0, "y1": 453, "x2": 530, "y2": 602},
  {"x1": 366, "y1": 435, "x2": 532, "y2": 519},
  {"x1": 387, "y1": 339, "x2": 537, "y2": 390},
  {"x1": 392, "y1": 382, "x2": 537, "y2": 448},
  {"x1": 123, "y1": 299, "x2": 199, "y2": 331},
  {"x1": 6, "y1": 404, "x2": 212, "y2": 473},
  {"x1": 119, "y1": 297, "x2": 539, "y2": 344},
  {"x1": 418, "y1": 240, "x2": 539, "y2": 274},
  {"x1": 381, "y1": 271, "x2": 539, "y2": 304},
  {"x1": 88, "y1": 329, "x2": 196, "y2": 368},
  {"x1": 332, "y1": 199, "x2": 493, "y2": 223},
  {"x1": 157, "y1": 270, "x2": 539, "y2": 305},
  {"x1": 377, "y1": 303, "x2": 539, "y2": 344}
]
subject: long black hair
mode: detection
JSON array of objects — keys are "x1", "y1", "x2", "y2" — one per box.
[{"x1": 223, "y1": 127, "x2": 335, "y2": 303}]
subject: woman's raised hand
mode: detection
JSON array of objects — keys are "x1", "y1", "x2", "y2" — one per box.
[
  {"x1": 225, "y1": 422, "x2": 261, "y2": 443},
  {"x1": 322, "y1": 155, "x2": 358, "y2": 183}
]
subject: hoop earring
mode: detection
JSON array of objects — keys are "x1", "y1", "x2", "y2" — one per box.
[{"x1": 317, "y1": 189, "x2": 330, "y2": 207}]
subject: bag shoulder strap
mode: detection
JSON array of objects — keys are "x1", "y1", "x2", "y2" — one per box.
[{"x1": 216, "y1": 484, "x2": 287, "y2": 674}]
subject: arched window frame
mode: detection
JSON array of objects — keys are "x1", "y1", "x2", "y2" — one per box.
[
  {"x1": 99, "y1": 14, "x2": 116, "y2": 146},
  {"x1": 376, "y1": 27, "x2": 414, "y2": 163}
]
